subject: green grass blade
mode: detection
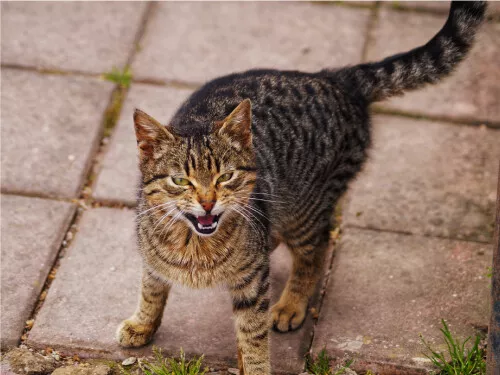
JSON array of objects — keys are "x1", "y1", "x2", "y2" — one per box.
[{"x1": 421, "y1": 320, "x2": 486, "y2": 375}]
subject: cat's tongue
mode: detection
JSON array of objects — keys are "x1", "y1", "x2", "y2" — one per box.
[{"x1": 197, "y1": 215, "x2": 215, "y2": 226}]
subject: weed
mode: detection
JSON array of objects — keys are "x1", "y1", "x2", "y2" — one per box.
[
  {"x1": 102, "y1": 88, "x2": 126, "y2": 137},
  {"x1": 420, "y1": 319, "x2": 486, "y2": 375},
  {"x1": 102, "y1": 66, "x2": 132, "y2": 89},
  {"x1": 101, "y1": 66, "x2": 132, "y2": 137},
  {"x1": 486, "y1": 267, "x2": 492, "y2": 278},
  {"x1": 138, "y1": 347, "x2": 208, "y2": 375},
  {"x1": 306, "y1": 349, "x2": 353, "y2": 375}
]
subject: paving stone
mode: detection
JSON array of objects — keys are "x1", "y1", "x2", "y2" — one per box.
[
  {"x1": 1, "y1": 69, "x2": 114, "y2": 199},
  {"x1": 344, "y1": 115, "x2": 500, "y2": 243},
  {"x1": 1, "y1": 2, "x2": 146, "y2": 73},
  {"x1": 0, "y1": 195, "x2": 75, "y2": 350},
  {"x1": 28, "y1": 207, "x2": 328, "y2": 373},
  {"x1": 367, "y1": 9, "x2": 500, "y2": 124},
  {"x1": 312, "y1": 228, "x2": 492, "y2": 374},
  {"x1": 93, "y1": 84, "x2": 194, "y2": 205},
  {"x1": 132, "y1": 2, "x2": 370, "y2": 84}
]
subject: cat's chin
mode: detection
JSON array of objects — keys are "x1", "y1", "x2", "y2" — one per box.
[{"x1": 184, "y1": 212, "x2": 222, "y2": 236}]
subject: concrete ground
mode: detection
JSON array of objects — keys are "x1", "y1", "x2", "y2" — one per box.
[{"x1": 1, "y1": 2, "x2": 499, "y2": 374}]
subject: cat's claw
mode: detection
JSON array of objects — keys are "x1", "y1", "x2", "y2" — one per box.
[
  {"x1": 271, "y1": 298, "x2": 308, "y2": 333},
  {"x1": 116, "y1": 319, "x2": 157, "y2": 348}
]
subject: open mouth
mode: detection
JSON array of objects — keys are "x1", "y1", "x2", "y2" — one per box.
[{"x1": 184, "y1": 213, "x2": 222, "y2": 235}]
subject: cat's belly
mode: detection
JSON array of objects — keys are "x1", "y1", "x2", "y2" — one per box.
[{"x1": 140, "y1": 244, "x2": 237, "y2": 289}]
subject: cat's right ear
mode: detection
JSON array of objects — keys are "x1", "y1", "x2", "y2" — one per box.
[{"x1": 134, "y1": 109, "x2": 176, "y2": 160}]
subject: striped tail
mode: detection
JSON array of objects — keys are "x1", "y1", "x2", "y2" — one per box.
[{"x1": 338, "y1": 1, "x2": 487, "y2": 103}]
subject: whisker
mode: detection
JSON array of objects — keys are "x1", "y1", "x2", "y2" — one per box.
[
  {"x1": 136, "y1": 202, "x2": 176, "y2": 218},
  {"x1": 160, "y1": 210, "x2": 184, "y2": 240},
  {"x1": 243, "y1": 196, "x2": 285, "y2": 204},
  {"x1": 239, "y1": 202, "x2": 270, "y2": 221},
  {"x1": 229, "y1": 206, "x2": 260, "y2": 234},
  {"x1": 152, "y1": 207, "x2": 178, "y2": 233},
  {"x1": 236, "y1": 203, "x2": 266, "y2": 230}
]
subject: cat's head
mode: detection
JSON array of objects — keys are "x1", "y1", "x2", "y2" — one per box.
[{"x1": 134, "y1": 99, "x2": 256, "y2": 237}]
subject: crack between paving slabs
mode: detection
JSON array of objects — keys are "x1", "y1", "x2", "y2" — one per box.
[
  {"x1": 361, "y1": 1, "x2": 381, "y2": 64},
  {"x1": 371, "y1": 106, "x2": 500, "y2": 129},
  {"x1": 344, "y1": 223, "x2": 495, "y2": 246},
  {"x1": 301, "y1": 206, "x2": 344, "y2": 372}
]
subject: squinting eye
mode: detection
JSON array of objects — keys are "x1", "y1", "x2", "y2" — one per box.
[
  {"x1": 217, "y1": 172, "x2": 233, "y2": 184},
  {"x1": 172, "y1": 177, "x2": 191, "y2": 186}
]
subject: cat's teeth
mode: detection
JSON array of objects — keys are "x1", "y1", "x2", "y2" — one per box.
[{"x1": 196, "y1": 220, "x2": 218, "y2": 231}]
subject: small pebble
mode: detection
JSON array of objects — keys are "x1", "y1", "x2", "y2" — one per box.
[
  {"x1": 122, "y1": 357, "x2": 137, "y2": 366},
  {"x1": 52, "y1": 353, "x2": 60, "y2": 361},
  {"x1": 68, "y1": 154, "x2": 76, "y2": 161},
  {"x1": 110, "y1": 266, "x2": 116, "y2": 272},
  {"x1": 309, "y1": 307, "x2": 319, "y2": 319},
  {"x1": 65, "y1": 232, "x2": 74, "y2": 241}
]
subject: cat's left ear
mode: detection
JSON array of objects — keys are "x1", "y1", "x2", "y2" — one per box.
[{"x1": 217, "y1": 99, "x2": 252, "y2": 148}]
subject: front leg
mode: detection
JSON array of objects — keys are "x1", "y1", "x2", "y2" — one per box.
[
  {"x1": 117, "y1": 266, "x2": 170, "y2": 347},
  {"x1": 229, "y1": 262, "x2": 271, "y2": 375}
]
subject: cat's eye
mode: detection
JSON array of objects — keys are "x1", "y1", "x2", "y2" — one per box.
[
  {"x1": 172, "y1": 177, "x2": 191, "y2": 186},
  {"x1": 217, "y1": 172, "x2": 233, "y2": 184}
]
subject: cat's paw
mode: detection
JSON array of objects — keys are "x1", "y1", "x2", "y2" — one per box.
[
  {"x1": 271, "y1": 296, "x2": 308, "y2": 333},
  {"x1": 116, "y1": 319, "x2": 157, "y2": 348}
]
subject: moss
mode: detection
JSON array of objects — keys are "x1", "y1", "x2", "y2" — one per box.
[{"x1": 102, "y1": 87, "x2": 127, "y2": 138}]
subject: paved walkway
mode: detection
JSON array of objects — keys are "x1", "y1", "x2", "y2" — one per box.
[{"x1": 1, "y1": 2, "x2": 499, "y2": 374}]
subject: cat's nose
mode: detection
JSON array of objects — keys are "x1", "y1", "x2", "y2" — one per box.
[{"x1": 200, "y1": 200, "x2": 215, "y2": 213}]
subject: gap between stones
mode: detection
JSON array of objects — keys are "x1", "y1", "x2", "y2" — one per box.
[{"x1": 361, "y1": 1, "x2": 381, "y2": 63}]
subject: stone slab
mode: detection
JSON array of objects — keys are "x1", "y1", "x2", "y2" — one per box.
[
  {"x1": 93, "y1": 84, "x2": 194, "y2": 206},
  {"x1": 28, "y1": 207, "x2": 330, "y2": 373},
  {"x1": 344, "y1": 115, "x2": 500, "y2": 243},
  {"x1": 1, "y1": 2, "x2": 146, "y2": 73},
  {"x1": 312, "y1": 228, "x2": 492, "y2": 374},
  {"x1": 132, "y1": 2, "x2": 370, "y2": 84},
  {"x1": 367, "y1": 9, "x2": 500, "y2": 124},
  {"x1": 1, "y1": 69, "x2": 114, "y2": 199},
  {"x1": 0, "y1": 195, "x2": 75, "y2": 350}
]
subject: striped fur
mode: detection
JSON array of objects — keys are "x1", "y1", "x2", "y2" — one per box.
[
  {"x1": 117, "y1": 2, "x2": 486, "y2": 374},
  {"x1": 335, "y1": 1, "x2": 486, "y2": 102}
]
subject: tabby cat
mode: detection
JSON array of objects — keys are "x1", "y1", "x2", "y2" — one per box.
[{"x1": 117, "y1": 2, "x2": 486, "y2": 374}]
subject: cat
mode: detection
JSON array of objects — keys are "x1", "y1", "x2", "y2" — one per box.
[{"x1": 117, "y1": 2, "x2": 486, "y2": 374}]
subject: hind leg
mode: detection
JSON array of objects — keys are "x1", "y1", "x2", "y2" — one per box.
[{"x1": 271, "y1": 213, "x2": 331, "y2": 332}]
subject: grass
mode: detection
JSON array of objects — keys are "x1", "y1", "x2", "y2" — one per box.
[
  {"x1": 102, "y1": 66, "x2": 132, "y2": 89},
  {"x1": 101, "y1": 66, "x2": 132, "y2": 137},
  {"x1": 134, "y1": 347, "x2": 207, "y2": 375},
  {"x1": 420, "y1": 319, "x2": 486, "y2": 375},
  {"x1": 306, "y1": 349, "x2": 354, "y2": 375}
]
